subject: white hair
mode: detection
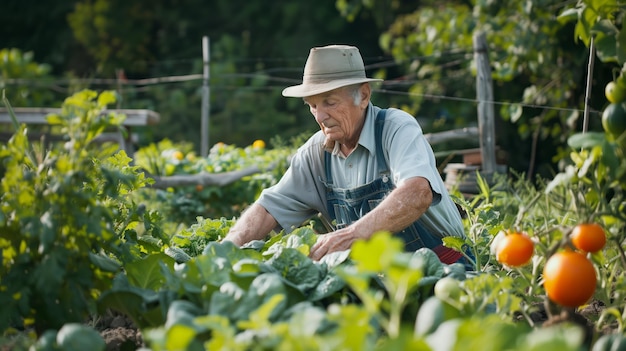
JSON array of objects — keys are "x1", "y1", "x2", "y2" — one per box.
[{"x1": 347, "y1": 83, "x2": 364, "y2": 106}]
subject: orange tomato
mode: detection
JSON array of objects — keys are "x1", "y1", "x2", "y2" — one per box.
[
  {"x1": 543, "y1": 251, "x2": 596, "y2": 308},
  {"x1": 571, "y1": 223, "x2": 606, "y2": 253},
  {"x1": 495, "y1": 232, "x2": 534, "y2": 267}
]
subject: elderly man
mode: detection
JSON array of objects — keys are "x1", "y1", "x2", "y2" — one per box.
[{"x1": 224, "y1": 45, "x2": 467, "y2": 264}]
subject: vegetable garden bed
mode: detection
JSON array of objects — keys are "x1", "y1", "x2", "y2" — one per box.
[{"x1": 2, "y1": 90, "x2": 626, "y2": 351}]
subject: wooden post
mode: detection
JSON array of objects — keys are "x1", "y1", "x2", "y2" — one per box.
[
  {"x1": 201, "y1": 36, "x2": 211, "y2": 157},
  {"x1": 473, "y1": 32, "x2": 497, "y2": 174},
  {"x1": 582, "y1": 36, "x2": 595, "y2": 133}
]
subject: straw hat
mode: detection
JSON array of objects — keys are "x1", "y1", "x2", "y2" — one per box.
[{"x1": 282, "y1": 45, "x2": 382, "y2": 98}]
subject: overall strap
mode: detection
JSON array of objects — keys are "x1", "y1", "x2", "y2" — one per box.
[
  {"x1": 374, "y1": 109, "x2": 388, "y2": 176},
  {"x1": 324, "y1": 149, "x2": 333, "y2": 186}
]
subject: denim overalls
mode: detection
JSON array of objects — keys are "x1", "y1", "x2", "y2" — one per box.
[{"x1": 321, "y1": 109, "x2": 463, "y2": 264}]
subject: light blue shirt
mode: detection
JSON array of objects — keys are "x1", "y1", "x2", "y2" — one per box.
[{"x1": 257, "y1": 103, "x2": 465, "y2": 239}]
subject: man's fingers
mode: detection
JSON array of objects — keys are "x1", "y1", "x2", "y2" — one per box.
[{"x1": 310, "y1": 240, "x2": 326, "y2": 261}]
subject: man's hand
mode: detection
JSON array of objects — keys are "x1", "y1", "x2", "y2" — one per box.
[
  {"x1": 309, "y1": 227, "x2": 365, "y2": 261},
  {"x1": 222, "y1": 203, "x2": 278, "y2": 246},
  {"x1": 309, "y1": 176, "x2": 433, "y2": 260}
]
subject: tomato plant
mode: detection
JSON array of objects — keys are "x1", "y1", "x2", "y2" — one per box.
[
  {"x1": 543, "y1": 251, "x2": 597, "y2": 308},
  {"x1": 571, "y1": 223, "x2": 606, "y2": 253},
  {"x1": 495, "y1": 232, "x2": 534, "y2": 267}
]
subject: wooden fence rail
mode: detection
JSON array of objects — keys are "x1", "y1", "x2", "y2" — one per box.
[
  {"x1": 147, "y1": 164, "x2": 276, "y2": 189},
  {"x1": 146, "y1": 127, "x2": 479, "y2": 189}
]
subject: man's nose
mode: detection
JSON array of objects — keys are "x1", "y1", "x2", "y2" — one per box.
[{"x1": 314, "y1": 108, "x2": 329, "y2": 123}]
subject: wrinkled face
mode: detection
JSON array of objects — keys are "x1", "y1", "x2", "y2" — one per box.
[{"x1": 304, "y1": 84, "x2": 370, "y2": 145}]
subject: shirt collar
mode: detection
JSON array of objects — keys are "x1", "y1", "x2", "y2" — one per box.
[{"x1": 357, "y1": 102, "x2": 378, "y2": 156}]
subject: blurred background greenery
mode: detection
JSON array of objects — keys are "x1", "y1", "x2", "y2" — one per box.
[{"x1": 0, "y1": 0, "x2": 620, "y2": 179}]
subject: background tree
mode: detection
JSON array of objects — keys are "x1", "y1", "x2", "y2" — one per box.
[
  {"x1": 338, "y1": 0, "x2": 620, "y2": 178},
  {"x1": 2, "y1": 0, "x2": 623, "y2": 175},
  {"x1": 61, "y1": 0, "x2": 389, "y2": 147}
]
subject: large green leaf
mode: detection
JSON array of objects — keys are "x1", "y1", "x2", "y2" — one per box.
[
  {"x1": 125, "y1": 253, "x2": 175, "y2": 290},
  {"x1": 567, "y1": 132, "x2": 606, "y2": 149},
  {"x1": 308, "y1": 271, "x2": 347, "y2": 301},
  {"x1": 266, "y1": 247, "x2": 323, "y2": 294}
]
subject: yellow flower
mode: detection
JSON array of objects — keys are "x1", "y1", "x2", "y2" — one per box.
[
  {"x1": 172, "y1": 150, "x2": 184, "y2": 161},
  {"x1": 252, "y1": 139, "x2": 265, "y2": 149}
]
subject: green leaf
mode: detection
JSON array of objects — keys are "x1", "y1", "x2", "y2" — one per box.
[
  {"x1": 266, "y1": 247, "x2": 322, "y2": 293},
  {"x1": 442, "y1": 236, "x2": 466, "y2": 253},
  {"x1": 164, "y1": 246, "x2": 192, "y2": 263},
  {"x1": 319, "y1": 249, "x2": 350, "y2": 269},
  {"x1": 308, "y1": 271, "x2": 347, "y2": 301},
  {"x1": 415, "y1": 296, "x2": 461, "y2": 336},
  {"x1": 33, "y1": 251, "x2": 66, "y2": 293},
  {"x1": 518, "y1": 324, "x2": 584, "y2": 350},
  {"x1": 192, "y1": 254, "x2": 235, "y2": 287},
  {"x1": 88, "y1": 252, "x2": 121, "y2": 272},
  {"x1": 202, "y1": 240, "x2": 254, "y2": 263},
  {"x1": 125, "y1": 253, "x2": 175, "y2": 290},
  {"x1": 595, "y1": 32, "x2": 618, "y2": 63},
  {"x1": 350, "y1": 231, "x2": 404, "y2": 273},
  {"x1": 567, "y1": 132, "x2": 606, "y2": 149},
  {"x1": 164, "y1": 324, "x2": 197, "y2": 351},
  {"x1": 57, "y1": 323, "x2": 105, "y2": 351},
  {"x1": 45, "y1": 113, "x2": 64, "y2": 125},
  {"x1": 617, "y1": 27, "x2": 626, "y2": 64},
  {"x1": 443, "y1": 263, "x2": 468, "y2": 281},
  {"x1": 326, "y1": 304, "x2": 375, "y2": 349},
  {"x1": 282, "y1": 303, "x2": 328, "y2": 336},
  {"x1": 414, "y1": 248, "x2": 444, "y2": 280},
  {"x1": 545, "y1": 166, "x2": 576, "y2": 193},
  {"x1": 211, "y1": 273, "x2": 288, "y2": 323},
  {"x1": 166, "y1": 300, "x2": 203, "y2": 329},
  {"x1": 556, "y1": 7, "x2": 580, "y2": 24},
  {"x1": 209, "y1": 281, "x2": 246, "y2": 319},
  {"x1": 237, "y1": 294, "x2": 285, "y2": 330},
  {"x1": 98, "y1": 289, "x2": 164, "y2": 329},
  {"x1": 452, "y1": 316, "x2": 523, "y2": 351}
]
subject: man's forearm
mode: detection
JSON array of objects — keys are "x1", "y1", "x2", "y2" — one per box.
[
  {"x1": 309, "y1": 177, "x2": 433, "y2": 260},
  {"x1": 352, "y1": 176, "x2": 432, "y2": 236},
  {"x1": 223, "y1": 203, "x2": 278, "y2": 246}
]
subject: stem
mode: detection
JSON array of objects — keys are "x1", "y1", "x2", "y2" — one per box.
[
  {"x1": 388, "y1": 281, "x2": 409, "y2": 339},
  {"x1": 513, "y1": 192, "x2": 542, "y2": 229},
  {"x1": 613, "y1": 237, "x2": 626, "y2": 270}
]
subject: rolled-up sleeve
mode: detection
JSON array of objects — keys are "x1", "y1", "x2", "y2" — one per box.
[
  {"x1": 383, "y1": 110, "x2": 444, "y2": 205},
  {"x1": 256, "y1": 135, "x2": 328, "y2": 233}
]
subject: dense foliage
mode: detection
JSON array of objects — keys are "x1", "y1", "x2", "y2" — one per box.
[
  {"x1": 1, "y1": 1, "x2": 626, "y2": 350},
  {"x1": 0, "y1": 83, "x2": 624, "y2": 350},
  {"x1": 0, "y1": 91, "x2": 166, "y2": 334},
  {"x1": 2, "y1": 0, "x2": 622, "y2": 176}
]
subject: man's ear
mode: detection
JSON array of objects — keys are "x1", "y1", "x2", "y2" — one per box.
[{"x1": 360, "y1": 83, "x2": 371, "y2": 109}]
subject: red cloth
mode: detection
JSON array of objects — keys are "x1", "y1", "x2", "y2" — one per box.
[{"x1": 433, "y1": 245, "x2": 463, "y2": 264}]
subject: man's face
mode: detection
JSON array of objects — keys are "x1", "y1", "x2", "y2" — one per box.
[{"x1": 303, "y1": 85, "x2": 368, "y2": 145}]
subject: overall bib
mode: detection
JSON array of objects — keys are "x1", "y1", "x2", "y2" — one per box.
[{"x1": 321, "y1": 109, "x2": 463, "y2": 264}]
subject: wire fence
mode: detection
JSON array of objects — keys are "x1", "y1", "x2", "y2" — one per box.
[{"x1": 1, "y1": 73, "x2": 599, "y2": 116}]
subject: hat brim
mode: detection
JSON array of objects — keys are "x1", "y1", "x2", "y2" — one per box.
[{"x1": 282, "y1": 78, "x2": 383, "y2": 98}]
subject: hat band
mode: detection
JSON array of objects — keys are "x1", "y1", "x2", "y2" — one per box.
[{"x1": 303, "y1": 70, "x2": 366, "y2": 83}]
